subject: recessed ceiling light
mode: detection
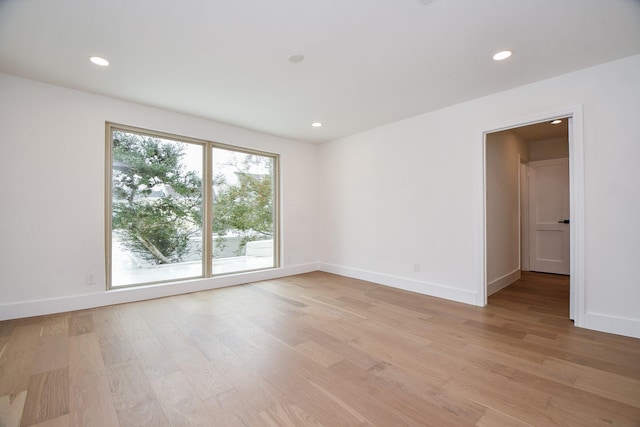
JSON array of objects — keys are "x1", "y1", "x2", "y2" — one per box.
[
  {"x1": 550, "y1": 119, "x2": 562, "y2": 125},
  {"x1": 288, "y1": 54, "x2": 304, "y2": 64},
  {"x1": 311, "y1": 122, "x2": 322, "y2": 127},
  {"x1": 90, "y1": 56, "x2": 109, "y2": 66},
  {"x1": 492, "y1": 50, "x2": 512, "y2": 61}
]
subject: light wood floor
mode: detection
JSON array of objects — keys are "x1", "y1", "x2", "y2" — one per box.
[{"x1": 1, "y1": 271, "x2": 639, "y2": 426}]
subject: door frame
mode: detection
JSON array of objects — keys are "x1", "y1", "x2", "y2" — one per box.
[
  {"x1": 481, "y1": 105, "x2": 584, "y2": 326},
  {"x1": 520, "y1": 161, "x2": 530, "y2": 272}
]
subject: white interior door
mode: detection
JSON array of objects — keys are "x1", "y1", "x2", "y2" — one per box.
[{"x1": 528, "y1": 158, "x2": 570, "y2": 275}]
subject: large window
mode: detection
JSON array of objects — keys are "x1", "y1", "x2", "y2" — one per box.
[{"x1": 107, "y1": 123, "x2": 279, "y2": 288}]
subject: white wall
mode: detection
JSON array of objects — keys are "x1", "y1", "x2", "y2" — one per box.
[
  {"x1": 529, "y1": 136, "x2": 569, "y2": 161},
  {"x1": 486, "y1": 131, "x2": 528, "y2": 294},
  {"x1": 318, "y1": 54, "x2": 640, "y2": 338},
  {"x1": 2, "y1": 54, "x2": 639, "y2": 339},
  {"x1": 0, "y1": 74, "x2": 319, "y2": 319}
]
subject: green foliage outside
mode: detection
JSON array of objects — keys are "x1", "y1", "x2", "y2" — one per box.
[
  {"x1": 212, "y1": 153, "x2": 274, "y2": 255},
  {"x1": 112, "y1": 131, "x2": 202, "y2": 264},
  {"x1": 112, "y1": 131, "x2": 274, "y2": 264}
]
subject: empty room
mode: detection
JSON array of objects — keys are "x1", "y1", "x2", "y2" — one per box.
[{"x1": 1, "y1": 0, "x2": 639, "y2": 425}]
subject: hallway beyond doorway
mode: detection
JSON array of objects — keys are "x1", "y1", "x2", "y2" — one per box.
[{"x1": 489, "y1": 271, "x2": 570, "y2": 319}]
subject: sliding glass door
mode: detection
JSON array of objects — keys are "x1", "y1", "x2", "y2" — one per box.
[{"x1": 107, "y1": 124, "x2": 278, "y2": 289}]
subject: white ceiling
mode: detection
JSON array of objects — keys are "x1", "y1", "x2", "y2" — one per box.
[
  {"x1": 510, "y1": 120, "x2": 569, "y2": 142},
  {"x1": 1, "y1": 0, "x2": 639, "y2": 144}
]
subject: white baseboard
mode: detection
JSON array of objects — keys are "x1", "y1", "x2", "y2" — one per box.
[
  {"x1": 3, "y1": 262, "x2": 640, "y2": 340},
  {"x1": 318, "y1": 263, "x2": 477, "y2": 305},
  {"x1": 487, "y1": 269, "x2": 521, "y2": 296},
  {"x1": 0, "y1": 263, "x2": 319, "y2": 321},
  {"x1": 582, "y1": 312, "x2": 640, "y2": 339}
]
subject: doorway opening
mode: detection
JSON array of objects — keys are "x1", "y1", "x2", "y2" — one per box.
[
  {"x1": 488, "y1": 271, "x2": 571, "y2": 320},
  {"x1": 481, "y1": 107, "x2": 585, "y2": 325}
]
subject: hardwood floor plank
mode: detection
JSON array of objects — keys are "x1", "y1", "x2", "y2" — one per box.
[
  {"x1": 463, "y1": 319, "x2": 528, "y2": 340},
  {"x1": 260, "y1": 402, "x2": 324, "y2": 427},
  {"x1": 30, "y1": 414, "x2": 70, "y2": 427},
  {"x1": 1, "y1": 271, "x2": 638, "y2": 426},
  {"x1": 0, "y1": 336, "x2": 9, "y2": 360},
  {"x1": 461, "y1": 341, "x2": 578, "y2": 386},
  {"x1": 293, "y1": 340, "x2": 343, "y2": 368},
  {"x1": 105, "y1": 360, "x2": 155, "y2": 412},
  {"x1": 216, "y1": 329, "x2": 370, "y2": 426},
  {"x1": 170, "y1": 346, "x2": 234, "y2": 400},
  {"x1": 531, "y1": 330, "x2": 640, "y2": 373},
  {"x1": 151, "y1": 322, "x2": 192, "y2": 354},
  {"x1": 249, "y1": 315, "x2": 313, "y2": 347},
  {"x1": 483, "y1": 332, "x2": 640, "y2": 380},
  {"x1": 100, "y1": 339, "x2": 137, "y2": 367},
  {"x1": 476, "y1": 408, "x2": 532, "y2": 427},
  {"x1": 92, "y1": 309, "x2": 127, "y2": 347},
  {"x1": 3, "y1": 325, "x2": 41, "y2": 355},
  {"x1": 0, "y1": 320, "x2": 17, "y2": 338},
  {"x1": 245, "y1": 328, "x2": 415, "y2": 426},
  {"x1": 209, "y1": 354, "x2": 281, "y2": 414},
  {"x1": 68, "y1": 334, "x2": 104, "y2": 385},
  {"x1": 442, "y1": 373, "x2": 553, "y2": 426},
  {"x1": 258, "y1": 360, "x2": 368, "y2": 427},
  {"x1": 203, "y1": 388, "x2": 267, "y2": 427},
  {"x1": 114, "y1": 307, "x2": 155, "y2": 341},
  {"x1": 0, "y1": 390, "x2": 27, "y2": 427},
  {"x1": 20, "y1": 368, "x2": 69, "y2": 426},
  {"x1": 330, "y1": 359, "x2": 476, "y2": 427},
  {"x1": 33, "y1": 336, "x2": 69, "y2": 376},
  {"x1": 508, "y1": 368, "x2": 640, "y2": 425},
  {"x1": 136, "y1": 299, "x2": 179, "y2": 326},
  {"x1": 69, "y1": 374, "x2": 119, "y2": 427},
  {"x1": 347, "y1": 333, "x2": 450, "y2": 388},
  {"x1": 243, "y1": 287, "x2": 308, "y2": 318},
  {"x1": 115, "y1": 399, "x2": 170, "y2": 427},
  {"x1": 248, "y1": 285, "x2": 308, "y2": 308},
  {"x1": 368, "y1": 360, "x2": 486, "y2": 424},
  {"x1": 542, "y1": 357, "x2": 640, "y2": 408},
  {"x1": 186, "y1": 331, "x2": 235, "y2": 362},
  {"x1": 149, "y1": 371, "x2": 210, "y2": 426},
  {"x1": 40, "y1": 315, "x2": 68, "y2": 338},
  {"x1": 304, "y1": 380, "x2": 371, "y2": 426},
  {"x1": 129, "y1": 336, "x2": 178, "y2": 380},
  {"x1": 545, "y1": 395, "x2": 639, "y2": 427},
  {"x1": 368, "y1": 303, "x2": 467, "y2": 347},
  {"x1": 0, "y1": 350, "x2": 36, "y2": 398},
  {"x1": 174, "y1": 312, "x2": 233, "y2": 337},
  {"x1": 67, "y1": 315, "x2": 94, "y2": 337}
]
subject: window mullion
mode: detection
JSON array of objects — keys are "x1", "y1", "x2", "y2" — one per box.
[{"x1": 203, "y1": 143, "x2": 213, "y2": 278}]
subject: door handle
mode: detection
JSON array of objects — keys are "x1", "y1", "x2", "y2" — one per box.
[{"x1": 557, "y1": 219, "x2": 570, "y2": 224}]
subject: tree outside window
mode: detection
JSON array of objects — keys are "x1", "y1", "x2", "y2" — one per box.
[{"x1": 108, "y1": 125, "x2": 277, "y2": 288}]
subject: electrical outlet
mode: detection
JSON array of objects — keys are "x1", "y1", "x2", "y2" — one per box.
[
  {"x1": 86, "y1": 272, "x2": 96, "y2": 285},
  {"x1": 413, "y1": 263, "x2": 421, "y2": 272}
]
